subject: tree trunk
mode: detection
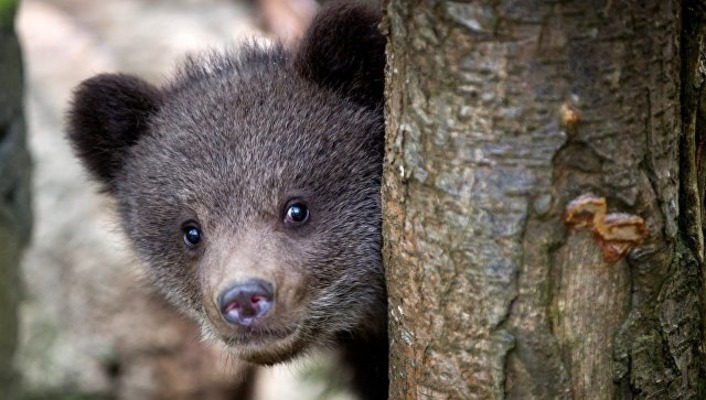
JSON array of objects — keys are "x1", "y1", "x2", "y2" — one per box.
[
  {"x1": 382, "y1": 1, "x2": 706, "y2": 399},
  {"x1": 0, "y1": 1, "x2": 32, "y2": 399}
]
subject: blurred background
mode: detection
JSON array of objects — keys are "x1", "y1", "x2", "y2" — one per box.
[{"x1": 4, "y1": 0, "x2": 354, "y2": 398}]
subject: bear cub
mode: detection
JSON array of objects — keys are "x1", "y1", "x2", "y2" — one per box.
[{"x1": 66, "y1": 2, "x2": 387, "y2": 399}]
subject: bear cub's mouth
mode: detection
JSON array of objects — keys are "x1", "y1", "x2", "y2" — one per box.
[
  {"x1": 217, "y1": 322, "x2": 310, "y2": 365},
  {"x1": 220, "y1": 324, "x2": 298, "y2": 345}
]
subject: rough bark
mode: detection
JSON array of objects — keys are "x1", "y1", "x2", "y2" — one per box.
[
  {"x1": 383, "y1": 1, "x2": 706, "y2": 399},
  {"x1": 0, "y1": 1, "x2": 32, "y2": 399}
]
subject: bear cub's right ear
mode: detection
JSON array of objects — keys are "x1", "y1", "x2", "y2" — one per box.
[
  {"x1": 66, "y1": 73, "x2": 161, "y2": 192},
  {"x1": 293, "y1": 1, "x2": 385, "y2": 109}
]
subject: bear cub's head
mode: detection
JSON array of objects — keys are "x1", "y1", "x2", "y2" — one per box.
[{"x1": 67, "y1": 2, "x2": 385, "y2": 365}]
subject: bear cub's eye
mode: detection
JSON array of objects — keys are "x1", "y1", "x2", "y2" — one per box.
[
  {"x1": 182, "y1": 221, "x2": 202, "y2": 247},
  {"x1": 284, "y1": 201, "x2": 310, "y2": 227}
]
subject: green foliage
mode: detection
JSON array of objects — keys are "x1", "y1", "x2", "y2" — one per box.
[{"x1": 0, "y1": 0, "x2": 17, "y2": 29}]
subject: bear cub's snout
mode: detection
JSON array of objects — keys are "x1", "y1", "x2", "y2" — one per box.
[{"x1": 218, "y1": 278, "x2": 274, "y2": 326}]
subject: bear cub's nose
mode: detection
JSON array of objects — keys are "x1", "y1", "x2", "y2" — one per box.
[{"x1": 218, "y1": 278, "x2": 274, "y2": 326}]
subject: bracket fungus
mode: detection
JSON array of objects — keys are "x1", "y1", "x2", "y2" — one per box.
[{"x1": 563, "y1": 194, "x2": 648, "y2": 263}]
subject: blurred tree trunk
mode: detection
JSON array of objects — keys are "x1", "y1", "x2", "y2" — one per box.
[
  {"x1": 383, "y1": 1, "x2": 706, "y2": 399},
  {"x1": 0, "y1": 1, "x2": 32, "y2": 399}
]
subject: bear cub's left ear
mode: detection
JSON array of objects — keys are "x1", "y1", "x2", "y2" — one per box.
[
  {"x1": 293, "y1": 1, "x2": 385, "y2": 109},
  {"x1": 66, "y1": 73, "x2": 161, "y2": 192}
]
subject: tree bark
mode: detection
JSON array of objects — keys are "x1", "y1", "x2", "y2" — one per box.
[
  {"x1": 0, "y1": 1, "x2": 32, "y2": 399},
  {"x1": 383, "y1": 1, "x2": 706, "y2": 399}
]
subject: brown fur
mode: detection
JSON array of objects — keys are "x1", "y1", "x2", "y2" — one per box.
[{"x1": 66, "y1": 2, "x2": 387, "y2": 399}]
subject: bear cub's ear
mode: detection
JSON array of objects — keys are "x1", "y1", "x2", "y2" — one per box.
[
  {"x1": 66, "y1": 73, "x2": 161, "y2": 191},
  {"x1": 293, "y1": 1, "x2": 385, "y2": 109}
]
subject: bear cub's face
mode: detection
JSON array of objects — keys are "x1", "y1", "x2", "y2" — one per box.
[{"x1": 67, "y1": 3, "x2": 385, "y2": 365}]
